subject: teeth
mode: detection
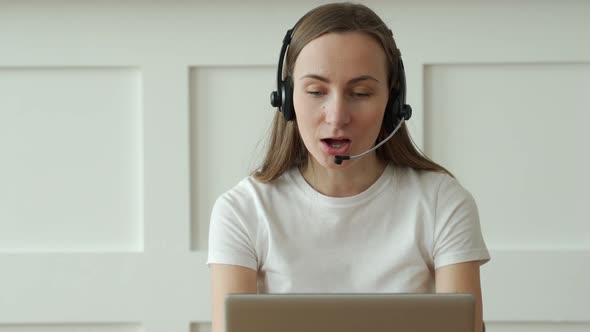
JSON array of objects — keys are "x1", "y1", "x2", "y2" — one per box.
[{"x1": 330, "y1": 143, "x2": 343, "y2": 148}]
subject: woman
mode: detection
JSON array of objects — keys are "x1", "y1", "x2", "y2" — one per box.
[{"x1": 208, "y1": 3, "x2": 490, "y2": 332}]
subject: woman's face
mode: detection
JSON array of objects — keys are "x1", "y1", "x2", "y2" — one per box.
[{"x1": 292, "y1": 31, "x2": 390, "y2": 169}]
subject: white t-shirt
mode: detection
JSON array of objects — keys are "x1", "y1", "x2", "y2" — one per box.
[{"x1": 207, "y1": 164, "x2": 490, "y2": 293}]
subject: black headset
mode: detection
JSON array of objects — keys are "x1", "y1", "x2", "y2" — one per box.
[{"x1": 270, "y1": 26, "x2": 412, "y2": 134}]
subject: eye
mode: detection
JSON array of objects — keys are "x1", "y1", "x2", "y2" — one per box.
[
  {"x1": 306, "y1": 91, "x2": 323, "y2": 96},
  {"x1": 353, "y1": 92, "x2": 371, "y2": 98}
]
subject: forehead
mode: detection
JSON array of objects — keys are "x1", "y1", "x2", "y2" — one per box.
[{"x1": 293, "y1": 31, "x2": 388, "y2": 82}]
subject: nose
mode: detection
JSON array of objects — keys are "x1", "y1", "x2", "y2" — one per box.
[{"x1": 324, "y1": 94, "x2": 351, "y2": 128}]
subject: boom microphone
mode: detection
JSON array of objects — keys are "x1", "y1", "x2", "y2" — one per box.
[{"x1": 334, "y1": 118, "x2": 405, "y2": 165}]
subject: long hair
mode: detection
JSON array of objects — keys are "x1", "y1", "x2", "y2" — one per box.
[{"x1": 254, "y1": 2, "x2": 452, "y2": 182}]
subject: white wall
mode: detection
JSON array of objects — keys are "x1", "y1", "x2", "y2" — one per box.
[{"x1": 0, "y1": 1, "x2": 588, "y2": 331}]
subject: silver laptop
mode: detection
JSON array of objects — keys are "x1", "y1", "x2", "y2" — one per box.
[{"x1": 225, "y1": 293, "x2": 474, "y2": 332}]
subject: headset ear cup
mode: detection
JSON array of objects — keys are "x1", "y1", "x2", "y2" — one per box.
[
  {"x1": 382, "y1": 95, "x2": 397, "y2": 134},
  {"x1": 402, "y1": 104, "x2": 412, "y2": 120},
  {"x1": 282, "y1": 79, "x2": 295, "y2": 121}
]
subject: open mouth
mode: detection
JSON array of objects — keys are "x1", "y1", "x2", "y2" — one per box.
[
  {"x1": 322, "y1": 138, "x2": 351, "y2": 148},
  {"x1": 320, "y1": 138, "x2": 352, "y2": 155}
]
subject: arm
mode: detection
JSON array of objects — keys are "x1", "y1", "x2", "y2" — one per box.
[
  {"x1": 210, "y1": 263, "x2": 257, "y2": 332},
  {"x1": 435, "y1": 260, "x2": 485, "y2": 332}
]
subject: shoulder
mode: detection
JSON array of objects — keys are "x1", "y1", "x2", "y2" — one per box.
[
  {"x1": 213, "y1": 168, "x2": 298, "y2": 216},
  {"x1": 398, "y1": 168, "x2": 481, "y2": 233},
  {"x1": 393, "y1": 167, "x2": 476, "y2": 218},
  {"x1": 395, "y1": 167, "x2": 467, "y2": 199}
]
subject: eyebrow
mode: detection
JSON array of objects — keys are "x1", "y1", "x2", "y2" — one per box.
[{"x1": 299, "y1": 74, "x2": 380, "y2": 84}]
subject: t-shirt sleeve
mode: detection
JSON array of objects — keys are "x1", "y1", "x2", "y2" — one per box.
[
  {"x1": 207, "y1": 193, "x2": 258, "y2": 271},
  {"x1": 433, "y1": 175, "x2": 491, "y2": 269}
]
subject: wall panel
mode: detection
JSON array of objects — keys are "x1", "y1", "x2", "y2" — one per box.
[
  {"x1": 0, "y1": 324, "x2": 142, "y2": 332},
  {"x1": 424, "y1": 63, "x2": 590, "y2": 250},
  {"x1": 486, "y1": 322, "x2": 590, "y2": 332},
  {"x1": 189, "y1": 66, "x2": 275, "y2": 250},
  {"x1": 0, "y1": 67, "x2": 142, "y2": 252}
]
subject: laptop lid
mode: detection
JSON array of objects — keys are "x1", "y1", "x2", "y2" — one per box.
[{"x1": 225, "y1": 293, "x2": 474, "y2": 332}]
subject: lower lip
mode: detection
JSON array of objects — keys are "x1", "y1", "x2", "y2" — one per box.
[{"x1": 320, "y1": 140, "x2": 351, "y2": 156}]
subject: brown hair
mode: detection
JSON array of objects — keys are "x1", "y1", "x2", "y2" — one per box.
[{"x1": 254, "y1": 2, "x2": 452, "y2": 182}]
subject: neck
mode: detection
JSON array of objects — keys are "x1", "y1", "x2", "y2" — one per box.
[{"x1": 300, "y1": 154, "x2": 387, "y2": 197}]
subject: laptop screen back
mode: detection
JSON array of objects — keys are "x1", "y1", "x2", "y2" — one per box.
[{"x1": 225, "y1": 293, "x2": 474, "y2": 332}]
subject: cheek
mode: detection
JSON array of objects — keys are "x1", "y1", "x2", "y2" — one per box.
[
  {"x1": 356, "y1": 108, "x2": 386, "y2": 138},
  {"x1": 295, "y1": 112, "x2": 317, "y2": 143},
  {"x1": 293, "y1": 89, "x2": 313, "y2": 116},
  {"x1": 293, "y1": 93, "x2": 321, "y2": 131}
]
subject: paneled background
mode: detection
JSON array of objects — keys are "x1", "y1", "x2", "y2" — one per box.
[{"x1": 0, "y1": 1, "x2": 588, "y2": 332}]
